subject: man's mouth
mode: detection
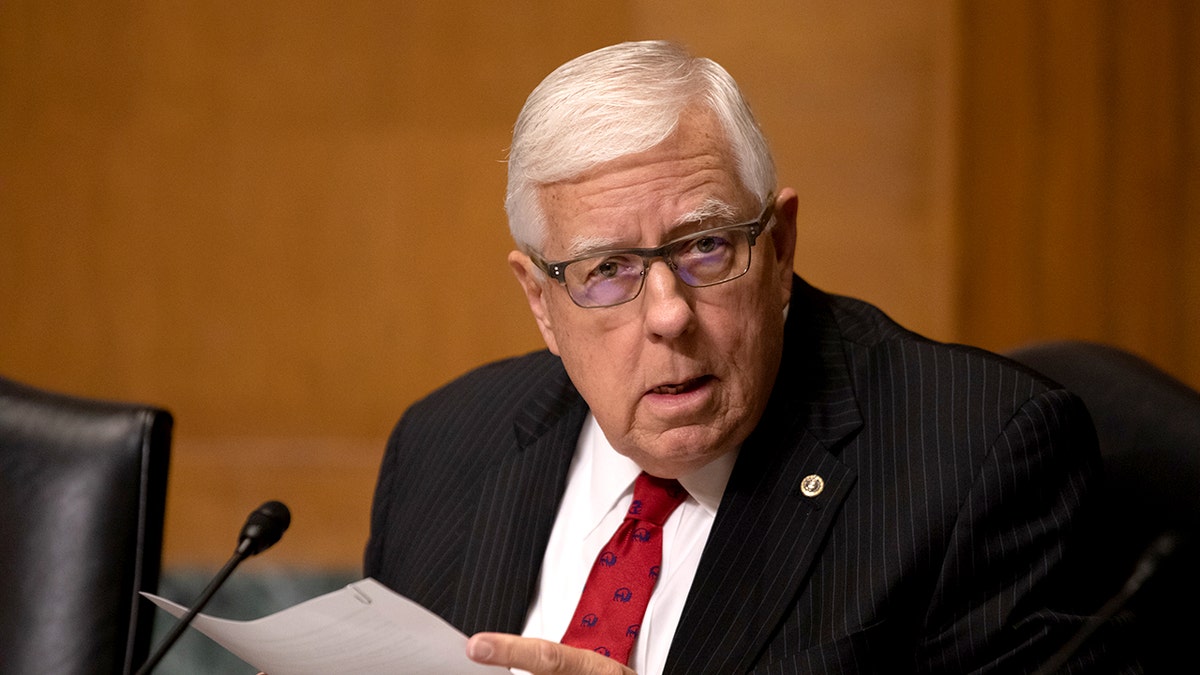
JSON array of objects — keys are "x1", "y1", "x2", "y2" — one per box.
[{"x1": 649, "y1": 376, "x2": 713, "y2": 395}]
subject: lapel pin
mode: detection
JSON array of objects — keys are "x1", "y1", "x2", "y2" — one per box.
[{"x1": 800, "y1": 474, "x2": 825, "y2": 498}]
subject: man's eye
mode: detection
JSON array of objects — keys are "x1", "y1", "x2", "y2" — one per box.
[
  {"x1": 595, "y1": 260, "x2": 622, "y2": 278},
  {"x1": 585, "y1": 255, "x2": 638, "y2": 281},
  {"x1": 686, "y1": 235, "x2": 730, "y2": 256}
]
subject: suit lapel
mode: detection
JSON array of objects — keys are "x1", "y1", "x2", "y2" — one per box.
[
  {"x1": 454, "y1": 367, "x2": 587, "y2": 634},
  {"x1": 666, "y1": 278, "x2": 865, "y2": 673}
]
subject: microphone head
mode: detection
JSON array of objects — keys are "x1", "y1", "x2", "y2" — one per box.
[{"x1": 236, "y1": 500, "x2": 291, "y2": 556}]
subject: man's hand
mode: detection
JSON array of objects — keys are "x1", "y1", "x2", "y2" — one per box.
[{"x1": 466, "y1": 633, "x2": 637, "y2": 675}]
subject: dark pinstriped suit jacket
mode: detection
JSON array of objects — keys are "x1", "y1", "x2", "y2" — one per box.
[{"x1": 365, "y1": 277, "x2": 1132, "y2": 674}]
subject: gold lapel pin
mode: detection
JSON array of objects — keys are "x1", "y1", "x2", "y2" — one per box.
[{"x1": 800, "y1": 474, "x2": 825, "y2": 498}]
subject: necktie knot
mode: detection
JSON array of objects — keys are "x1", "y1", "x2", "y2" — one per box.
[{"x1": 627, "y1": 472, "x2": 687, "y2": 526}]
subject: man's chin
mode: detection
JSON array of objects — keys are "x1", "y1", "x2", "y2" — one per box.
[{"x1": 618, "y1": 426, "x2": 734, "y2": 477}]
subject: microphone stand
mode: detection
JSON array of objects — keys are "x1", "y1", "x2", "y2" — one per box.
[
  {"x1": 1034, "y1": 531, "x2": 1179, "y2": 675},
  {"x1": 134, "y1": 541, "x2": 254, "y2": 675},
  {"x1": 135, "y1": 501, "x2": 289, "y2": 675}
]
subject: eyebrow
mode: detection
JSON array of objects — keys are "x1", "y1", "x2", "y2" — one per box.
[
  {"x1": 676, "y1": 197, "x2": 738, "y2": 225},
  {"x1": 562, "y1": 197, "x2": 740, "y2": 259}
]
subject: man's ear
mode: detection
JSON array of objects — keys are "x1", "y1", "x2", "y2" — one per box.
[
  {"x1": 770, "y1": 188, "x2": 799, "y2": 306},
  {"x1": 508, "y1": 250, "x2": 561, "y2": 355}
]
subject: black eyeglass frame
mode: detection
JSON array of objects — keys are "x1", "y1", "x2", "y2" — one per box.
[{"x1": 531, "y1": 196, "x2": 777, "y2": 308}]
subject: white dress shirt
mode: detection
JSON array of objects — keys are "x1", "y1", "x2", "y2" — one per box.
[{"x1": 521, "y1": 414, "x2": 736, "y2": 675}]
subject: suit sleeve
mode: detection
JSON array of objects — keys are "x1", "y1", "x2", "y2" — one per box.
[
  {"x1": 917, "y1": 388, "x2": 1137, "y2": 674},
  {"x1": 363, "y1": 414, "x2": 409, "y2": 579}
]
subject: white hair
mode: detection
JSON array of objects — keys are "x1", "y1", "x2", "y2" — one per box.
[{"x1": 505, "y1": 40, "x2": 776, "y2": 250}]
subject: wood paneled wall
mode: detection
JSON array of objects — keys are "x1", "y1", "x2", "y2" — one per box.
[
  {"x1": 958, "y1": 0, "x2": 1200, "y2": 380},
  {"x1": 1, "y1": 1, "x2": 1193, "y2": 569}
]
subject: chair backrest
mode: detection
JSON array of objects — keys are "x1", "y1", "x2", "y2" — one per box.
[
  {"x1": 0, "y1": 376, "x2": 172, "y2": 675},
  {"x1": 1006, "y1": 341, "x2": 1200, "y2": 671}
]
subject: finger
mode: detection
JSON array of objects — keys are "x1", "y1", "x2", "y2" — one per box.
[{"x1": 467, "y1": 632, "x2": 635, "y2": 675}]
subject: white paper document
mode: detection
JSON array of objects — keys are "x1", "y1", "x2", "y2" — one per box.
[{"x1": 143, "y1": 578, "x2": 508, "y2": 674}]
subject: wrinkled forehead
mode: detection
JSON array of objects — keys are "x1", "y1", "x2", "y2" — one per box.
[
  {"x1": 534, "y1": 114, "x2": 757, "y2": 256},
  {"x1": 537, "y1": 179, "x2": 757, "y2": 259},
  {"x1": 557, "y1": 198, "x2": 741, "y2": 258}
]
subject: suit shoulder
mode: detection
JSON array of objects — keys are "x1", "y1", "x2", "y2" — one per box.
[
  {"x1": 397, "y1": 349, "x2": 572, "y2": 432},
  {"x1": 817, "y1": 290, "x2": 1097, "y2": 480},
  {"x1": 825, "y1": 291, "x2": 1064, "y2": 397}
]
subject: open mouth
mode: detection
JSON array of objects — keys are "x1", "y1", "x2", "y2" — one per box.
[{"x1": 649, "y1": 375, "x2": 713, "y2": 396}]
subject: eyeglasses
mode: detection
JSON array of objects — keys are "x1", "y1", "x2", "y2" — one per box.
[{"x1": 532, "y1": 198, "x2": 775, "y2": 308}]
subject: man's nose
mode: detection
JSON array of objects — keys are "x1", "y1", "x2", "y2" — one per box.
[{"x1": 640, "y1": 260, "x2": 694, "y2": 338}]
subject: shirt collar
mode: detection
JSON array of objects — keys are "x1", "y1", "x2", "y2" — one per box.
[{"x1": 580, "y1": 413, "x2": 737, "y2": 528}]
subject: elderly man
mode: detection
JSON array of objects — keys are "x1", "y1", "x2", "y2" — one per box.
[{"x1": 365, "y1": 41, "x2": 1125, "y2": 674}]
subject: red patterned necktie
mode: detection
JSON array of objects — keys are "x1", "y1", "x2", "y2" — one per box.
[{"x1": 560, "y1": 472, "x2": 688, "y2": 664}]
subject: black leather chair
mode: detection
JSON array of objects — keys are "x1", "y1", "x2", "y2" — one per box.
[
  {"x1": 0, "y1": 376, "x2": 172, "y2": 675},
  {"x1": 1007, "y1": 341, "x2": 1200, "y2": 672}
]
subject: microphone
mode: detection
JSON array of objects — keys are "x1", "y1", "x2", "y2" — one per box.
[
  {"x1": 135, "y1": 501, "x2": 291, "y2": 675},
  {"x1": 235, "y1": 499, "x2": 291, "y2": 556},
  {"x1": 1034, "y1": 531, "x2": 1179, "y2": 674}
]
